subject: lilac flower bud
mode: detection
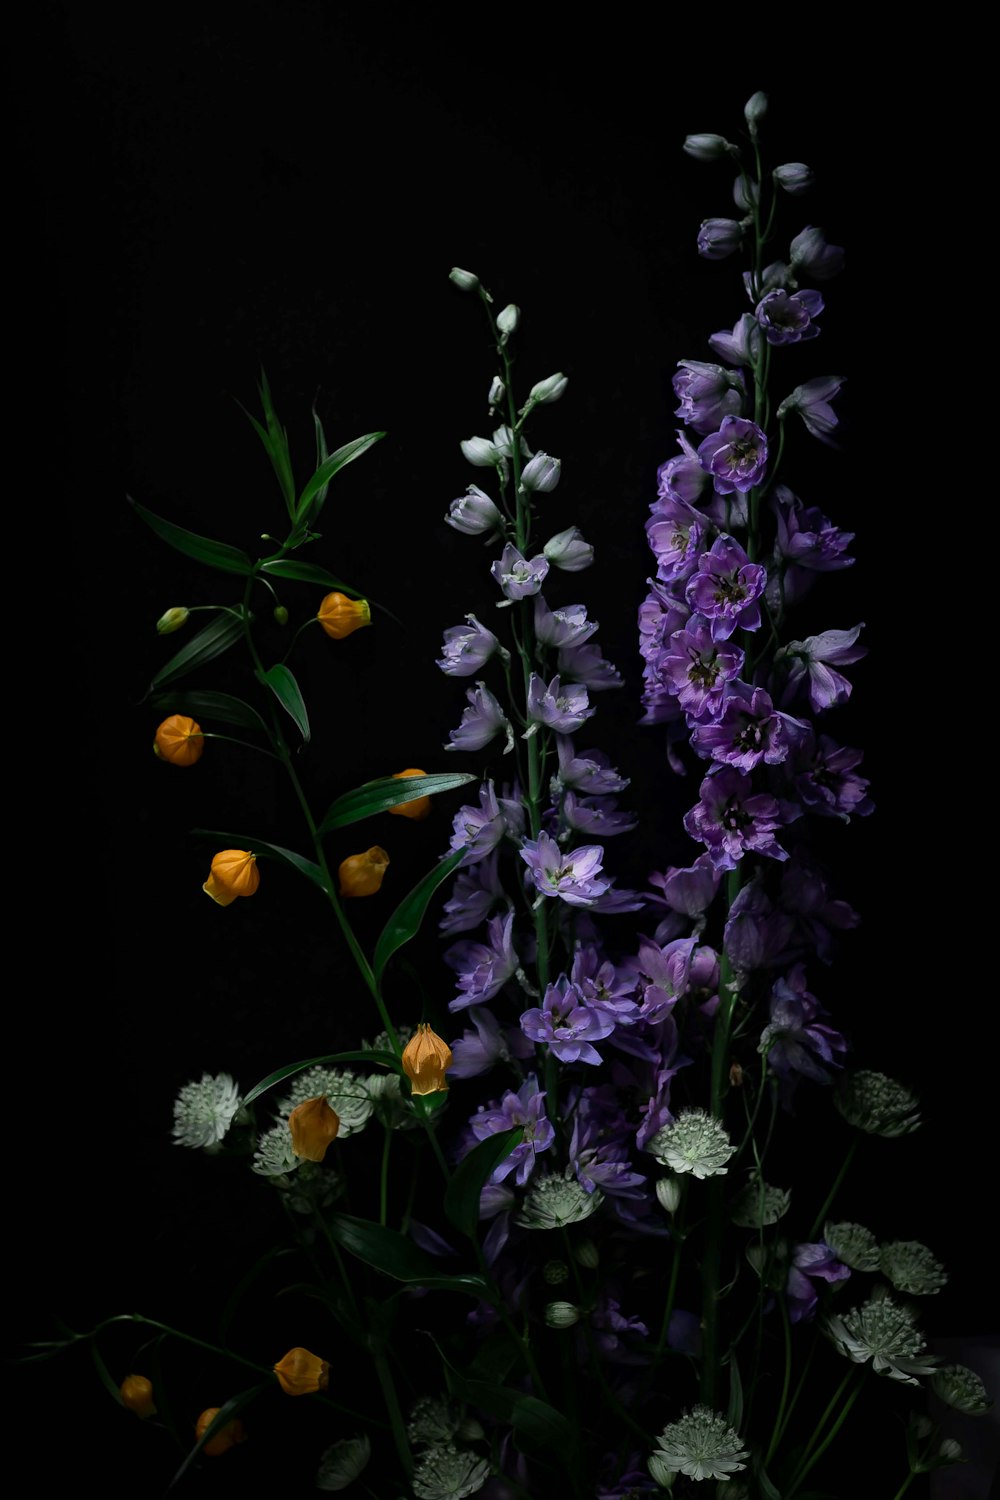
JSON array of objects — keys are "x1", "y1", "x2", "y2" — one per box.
[
  {"x1": 709, "y1": 313, "x2": 761, "y2": 368},
  {"x1": 789, "y1": 226, "x2": 845, "y2": 279},
  {"x1": 777, "y1": 377, "x2": 845, "y2": 446},
  {"x1": 528, "y1": 372, "x2": 568, "y2": 405},
  {"x1": 683, "y1": 133, "x2": 734, "y2": 162},
  {"x1": 449, "y1": 266, "x2": 480, "y2": 291},
  {"x1": 460, "y1": 435, "x2": 500, "y2": 467},
  {"x1": 521, "y1": 452, "x2": 561, "y2": 493},
  {"x1": 445, "y1": 485, "x2": 502, "y2": 535},
  {"x1": 488, "y1": 375, "x2": 505, "y2": 410},
  {"x1": 733, "y1": 175, "x2": 759, "y2": 212},
  {"x1": 697, "y1": 218, "x2": 743, "y2": 261},
  {"x1": 543, "y1": 526, "x2": 594, "y2": 572},
  {"x1": 744, "y1": 91, "x2": 768, "y2": 131},
  {"x1": 492, "y1": 425, "x2": 530, "y2": 458},
  {"x1": 497, "y1": 303, "x2": 520, "y2": 335},
  {"x1": 774, "y1": 162, "x2": 814, "y2": 196}
]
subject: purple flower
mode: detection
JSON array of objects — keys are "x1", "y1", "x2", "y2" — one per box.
[
  {"x1": 520, "y1": 975, "x2": 616, "y2": 1066},
  {"x1": 554, "y1": 737, "x2": 629, "y2": 796},
  {"x1": 708, "y1": 312, "x2": 761, "y2": 368},
  {"x1": 533, "y1": 596, "x2": 599, "y2": 649},
  {"x1": 657, "y1": 432, "x2": 712, "y2": 508},
  {"x1": 684, "y1": 765, "x2": 789, "y2": 869},
  {"x1": 449, "y1": 1006, "x2": 533, "y2": 1079},
  {"x1": 659, "y1": 613, "x2": 745, "y2": 717},
  {"x1": 558, "y1": 642, "x2": 623, "y2": 692},
  {"x1": 491, "y1": 541, "x2": 549, "y2": 600},
  {"x1": 646, "y1": 854, "x2": 721, "y2": 918},
  {"x1": 777, "y1": 376, "x2": 845, "y2": 445},
  {"x1": 779, "y1": 852, "x2": 860, "y2": 964},
  {"x1": 445, "y1": 682, "x2": 513, "y2": 754},
  {"x1": 697, "y1": 416, "x2": 768, "y2": 495},
  {"x1": 450, "y1": 781, "x2": 509, "y2": 863},
  {"x1": 519, "y1": 831, "x2": 612, "y2": 906},
  {"x1": 724, "y1": 880, "x2": 794, "y2": 971},
  {"x1": 697, "y1": 217, "x2": 743, "y2": 260},
  {"x1": 672, "y1": 360, "x2": 746, "y2": 434},
  {"x1": 773, "y1": 486, "x2": 855, "y2": 573},
  {"x1": 790, "y1": 226, "x2": 845, "y2": 280},
  {"x1": 543, "y1": 525, "x2": 594, "y2": 572},
  {"x1": 590, "y1": 1296, "x2": 650, "y2": 1355},
  {"x1": 774, "y1": 162, "x2": 814, "y2": 196},
  {"x1": 632, "y1": 934, "x2": 697, "y2": 1023},
  {"x1": 469, "y1": 1076, "x2": 555, "y2": 1187},
  {"x1": 775, "y1": 625, "x2": 867, "y2": 712},
  {"x1": 792, "y1": 732, "x2": 874, "y2": 820},
  {"x1": 646, "y1": 503, "x2": 706, "y2": 587},
  {"x1": 444, "y1": 485, "x2": 502, "y2": 535},
  {"x1": 562, "y1": 791, "x2": 638, "y2": 838},
  {"x1": 439, "y1": 851, "x2": 504, "y2": 934},
  {"x1": 761, "y1": 963, "x2": 848, "y2": 1089},
  {"x1": 685, "y1": 535, "x2": 767, "y2": 642},
  {"x1": 437, "y1": 614, "x2": 505, "y2": 676},
  {"x1": 569, "y1": 947, "x2": 640, "y2": 1027},
  {"x1": 755, "y1": 288, "x2": 824, "y2": 345},
  {"x1": 690, "y1": 681, "x2": 799, "y2": 772},
  {"x1": 526, "y1": 672, "x2": 595, "y2": 733},
  {"x1": 446, "y1": 910, "x2": 519, "y2": 1010},
  {"x1": 786, "y1": 1241, "x2": 851, "y2": 1323}
]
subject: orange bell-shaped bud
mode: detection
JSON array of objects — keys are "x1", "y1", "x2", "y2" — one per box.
[
  {"x1": 338, "y1": 846, "x2": 389, "y2": 897},
  {"x1": 195, "y1": 1407, "x2": 247, "y2": 1456},
  {"x1": 120, "y1": 1373, "x2": 157, "y2": 1418},
  {"x1": 288, "y1": 1096, "x2": 340, "y2": 1162},
  {"x1": 203, "y1": 850, "x2": 260, "y2": 906},
  {"x1": 389, "y1": 769, "x2": 432, "y2": 821},
  {"x1": 273, "y1": 1346, "x2": 330, "y2": 1397},
  {"x1": 317, "y1": 592, "x2": 371, "y2": 640},
  {"x1": 401, "y1": 1023, "x2": 454, "y2": 1096},
  {"x1": 154, "y1": 714, "x2": 205, "y2": 767}
]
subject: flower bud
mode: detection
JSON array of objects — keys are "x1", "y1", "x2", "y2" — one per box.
[
  {"x1": 156, "y1": 606, "x2": 189, "y2": 635},
  {"x1": 445, "y1": 485, "x2": 502, "y2": 536},
  {"x1": 401, "y1": 1023, "x2": 453, "y2": 1096},
  {"x1": 647, "y1": 1452, "x2": 675, "y2": 1488},
  {"x1": 543, "y1": 1259, "x2": 569, "y2": 1285},
  {"x1": 317, "y1": 592, "x2": 371, "y2": 640},
  {"x1": 273, "y1": 1346, "x2": 330, "y2": 1397},
  {"x1": 938, "y1": 1439, "x2": 962, "y2": 1463},
  {"x1": 656, "y1": 1176, "x2": 682, "y2": 1214},
  {"x1": 744, "y1": 91, "x2": 768, "y2": 131},
  {"x1": 449, "y1": 266, "x2": 480, "y2": 291},
  {"x1": 154, "y1": 714, "x2": 205, "y2": 767},
  {"x1": 273, "y1": 604, "x2": 289, "y2": 626},
  {"x1": 528, "y1": 372, "x2": 568, "y2": 406},
  {"x1": 544, "y1": 1301, "x2": 580, "y2": 1329},
  {"x1": 575, "y1": 1238, "x2": 599, "y2": 1269},
  {"x1": 543, "y1": 525, "x2": 594, "y2": 572},
  {"x1": 520, "y1": 452, "x2": 561, "y2": 493},
  {"x1": 456, "y1": 1417, "x2": 485, "y2": 1443},
  {"x1": 732, "y1": 175, "x2": 759, "y2": 212},
  {"x1": 120, "y1": 1373, "x2": 157, "y2": 1418},
  {"x1": 497, "y1": 303, "x2": 520, "y2": 336},
  {"x1": 195, "y1": 1407, "x2": 247, "y2": 1456},
  {"x1": 697, "y1": 218, "x2": 743, "y2": 260},
  {"x1": 683, "y1": 133, "x2": 733, "y2": 161},
  {"x1": 288, "y1": 1096, "x2": 340, "y2": 1161},
  {"x1": 460, "y1": 435, "x2": 500, "y2": 467},
  {"x1": 488, "y1": 375, "x2": 505, "y2": 410},
  {"x1": 389, "y1": 768, "x2": 432, "y2": 820},
  {"x1": 203, "y1": 849, "x2": 260, "y2": 906},
  {"x1": 338, "y1": 846, "x2": 389, "y2": 898},
  {"x1": 773, "y1": 162, "x2": 814, "y2": 196}
]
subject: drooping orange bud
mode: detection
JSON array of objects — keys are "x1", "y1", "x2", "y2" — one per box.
[
  {"x1": 203, "y1": 850, "x2": 260, "y2": 906},
  {"x1": 338, "y1": 846, "x2": 389, "y2": 897},
  {"x1": 288, "y1": 1096, "x2": 340, "y2": 1161},
  {"x1": 119, "y1": 1373, "x2": 157, "y2": 1418},
  {"x1": 401, "y1": 1023, "x2": 454, "y2": 1096},
  {"x1": 154, "y1": 714, "x2": 205, "y2": 767},
  {"x1": 273, "y1": 1346, "x2": 330, "y2": 1397},
  {"x1": 195, "y1": 1407, "x2": 247, "y2": 1456},
  {"x1": 317, "y1": 592, "x2": 371, "y2": 640},
  {"x1": 389, "y1": 769, "x2": 432, "y2": 820}
]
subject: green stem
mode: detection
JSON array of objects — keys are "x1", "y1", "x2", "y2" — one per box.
[
  {"x1": 764, "y1": 1295, "x2": 793, "y2": 1466},
  {"x1": 561, "y1": 1230, "x2": 653, "y2": 1448},
  {"x1": 654, "y1": 1216, "x2": 684, "y2": 1360},
  {"x1": 892, "y1": 1473, "x2": 917, "y2": 1500},
  {"x1": 772, "y1": 1334, "x2": 818, "y2": 1453},
  {"x1": 379, "y1": 1125, "x2": 392, "y2": 1228},
  {"x1": 786, "y1": 1368, "x2": 864, "y2": 1497},
  {"x1": 808, "y1": 1136, "x2": 858, "y2": 1240},
  {"x1": 372, "y1": 1346, "x2": 414, "y2": 1479}
]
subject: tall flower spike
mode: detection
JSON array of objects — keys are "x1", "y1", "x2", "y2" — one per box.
[{"x1": 402, "y1": 1024, "x2": 453, "y2": 1096}]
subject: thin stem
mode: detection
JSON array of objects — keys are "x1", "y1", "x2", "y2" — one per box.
[
  {"x1": 786, "y1": 1368, "x2": 864, "y2": 1497},
  {"x1": 892, "y1": 1473, "x2": 917, "y2": 1500},
  {"x1": 372, "y1": 1346, "x2": 414, "y2": 1479},
  {"x1": 773, "y1": 1334, "x2": 818, "y2": 1452},
  {"x1": 764, "y1": 1295, "x2": 793, "y2": 1466},
  {"x1": 809, "y1": 1136, "x2": 858, "y2": 1240},
  {"x1": 379, "y1": 1125, "x2": 392, "y2": 1227}
]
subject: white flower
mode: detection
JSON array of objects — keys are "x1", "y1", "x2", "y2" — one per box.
[
  {"x1": 281, "y1": 1160, "x2": 342, "y2": 1213},
  {"x1": 823, "y1": 1220, "x2": 881, "y2": 1272},
  {"x1": 412, "y1": 1444, "x2": 490, "y2": 1500},
  {"x1": 172, "y1": 1072, "x2": 242, "y2": 1150},
  {"x1": 834, "y1": 1070, "x2": 920, "y2": 1136},
  {"x1": 252, "y1": 1123, "x2": 300, "y2": 1178},
  {"x1": 649, "y1": 1405, "x2": 749, "y2": 1482},
  {"x1": 932, "y1": 1364, "x2": 992, "y2": 1415},
  {"x1": 516, "y1": 1173, "x2": 602, "y2": 1229},
  {"x1": 730, "y1": 1180, "x2": 790, "y2": 1228},
  {"x1": 648, "y1": 1109, "x2": 735, "y2": 1179},
  {"x1": 316, "y1": 1433, "x2": 371, "y2": 1491},
  {"x1": 825, "y1": 1289, "x2": 937, "y2": 1383},
  {"x1": 276, "y1": 1067, "x2": 373, "y2": 1137},
  {"x1": 408, "y1": 1395, "x2": 462, "y2": 1447},
  {"x1": 879, "y1": 1241, "x2": 947, "y2": 1296}
]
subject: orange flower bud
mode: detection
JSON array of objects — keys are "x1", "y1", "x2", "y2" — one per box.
[
  {"x1": 288, "y1": 1096, "x2": 340, "y2": 1161},
  {"x1": 338, "y1": 846, "x2": 389, "y2": 898},
  {"x1": 195, "y1": 1407, "x2": 247, "y2": 1456},
  {"x1": 203, "y1": 850, "x2": 260, "y2": 906},
  {"x1": 389, "y1": 768, "x2": 432, "y2": 820},
  {"x1": 401, "y1": 1023, "x2": 453, "y2": 1096},
  {"x1": 317, "y1": 592, "x2": 371, "y2": 640},
  {"x1": 119, "y1": 1373, "x2": 157, "y2": 1418},
  {"x1": 154, "y1": 714, "x2": 205, "y2": 767},
  {"x1": 273, "y1": 1346, "x2": 330, "y2": 1397}
]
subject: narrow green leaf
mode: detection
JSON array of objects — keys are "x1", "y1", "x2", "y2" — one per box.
[
  {"x1": 130, "y1": 498, "x2": 252, "y2": 575},
  {"x1": 219, "y1": 1246, "x2": 293, "y2": 1341},
  {"x1": 295, "y1": 431, "x2": 386, "y2": 521},
  {"x1": 260, "y1": 663, "x2": 310, "y2": 742},
  {"x1": 373, "y1": 849, "x2": 466, "y2": 983},
  {"x1": 326, "y1": 1213, "x2": 488, "y2": 1296},
  {"x1": 260, "y1": 557, "x2": 362, "y2": 594},
  {"x1": 512, "y1": 1393, "x2": 576, "y2": 1457},
  {"x1": 444, "y1": 1128, "x2": 523, "y2": 1240},
  {"x1": 149, "y1": 690, "x2": 267, "y2": 734},
  {"x1": 727, "y1": 1348, "x2": 744, "y2": 1432},
  {"x1": 148, "y1": 611, "x2": 246, "y2": 693},
  {"x1": 242, "y1": 1049, "x2": 399, "y2": 1109},
  {"x1": 149, "y1": 1334, "x2": 182, "y2": 1449},
  {"x1": 319, "y1": 774, "x2": 476, "y2": 836},
  {"x1": 191, "y1": 830, "x2": 326, "y2": 889},
  {"x1": 91, "y1": 1338, "x2": 125, "y2": 1406},
  {"x1": 168, "y1": 1383, "x2": 267, "y2": 1489},
  {"x1": 310, "y1": 404, "x2": 332, "y2": 512},
  {"x1": 257, "y1": 368, "x2": 296, "y2": 516},
  {"x1": 753, "y1": 1457, "x2": 784, "y2": 1500}
]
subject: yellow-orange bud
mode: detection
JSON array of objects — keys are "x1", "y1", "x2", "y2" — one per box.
[
  {"x1": 401, "y1": 1023, "x2": 453, "y2": 1096},
  {"x1": 288, "y1": 1096, "x2": 340, "y2": 1161},
  {"x1": 156, "y1": 607, "x2": 190, "y2": 635},
  {"x1": 389, "y1": 768, "x2": 432, "y2": 820},
  {"x1": 154, "y1": 714, "x2": 205, "y2": 767},
  {"x1": 195, "y1": 1407, "x2": 247, "y2": 1456},
  {"x1": 338, "y1": 846, "x2": 389, "y2": 897},
  {"x1": 317, "y1": 592, "x2": 371, "y2": 640},
  {"x1": 203, "y1": 850, "x2": 260, "y2": 906},
  {"x1": 120, "y1": 1373, "x2": 157, "y2": 1418},
  {"x1": 273, "y1": 1346, "x2": 330, "y2": 1397}
]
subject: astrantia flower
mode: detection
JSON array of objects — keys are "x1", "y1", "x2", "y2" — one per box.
[
  {"x1": 412, "y1": 1444, "x2": 490, "y2": 1500},
  {"x1": 516, "y1": 1172, "x2": 602, "y2": 1229},
  {"x1": 172, "y1": 1073, "x2": 242, "y2": 1150},
  {"x1": 823, "y1": 1221, "x2": 881, "y2": 1273},
  {"x1": 880, "y1": 1241, "x2": 947, "y2": 1296},
  {"x1": 697, "y1": 417, "x2": 768, "y2": 494},
  {"x1": 252, "y1": 1122, "x2": 301, "y2": 1177},
  {"x1": 825, "y1": 1290, "x2": 937, "y2": 1383},
  {"x1": 932, "y1": 1365, "x2": 993, "y2": 1415},
  {"x1": 649, "y1": 1405, "x2": 749, "y2": 1482},
  {"x1": 730, "y1": 1180, "x2": 790, "y2": 1228},
  {"x1": 648, "y1": 1108, "x2": 735, "y2": 1179},
  {"x1": 835, "y1": 1070, "x2": 921, "y2": 1136},
  {"x1": 407, "y1": 1396, "x2": 462, "y2": 1448},
  {"x1": 316, "y1": 1433, "x2": 372, "y2": 1491},
  {"x1": 277, "y1": 1067, "x2": 373, "y2": 1136}
]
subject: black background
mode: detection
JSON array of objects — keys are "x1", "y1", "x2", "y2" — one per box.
[{"x1": 12, "y1": 8, "x2": 985, "y2": 1496}]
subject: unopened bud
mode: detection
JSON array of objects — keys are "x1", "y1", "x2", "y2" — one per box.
[
  {"x1": 156, "y1": 606, "x2": 190, "y2": 635},
  {"x1": 449, "y1": 266, "x2": 480, "y2": 291},
  {"x1": 656, "y1": 1177, "x2": 682, "y2": 1214},
  {"x1": 683, "y1": 133, "x2": 733, "y2": 161},
  {"x1": 528, "y1": 372, "x2": 568, "y2": 406},
  {"x1": 544, "y1": 1301, "x2": 581, "y2": 1329},
  {"x1": 647, "y1": 1452, "x2": 675, "y2": 1488},
  {"x1": 773, "y1": 162, "x2": 814, "y2": 196},
  {"x1": 938, "y1": 1439, "x2": 962, "y2": 1463},
  {"x1": 460, "y1": 435, "x2": 500, "y2": 467},
  {"x1": 543, "y1": 1259, "x2": 569, "y2": 1285},
  {"x1": 120, "y1": 1374, "x2": 157, "y2": 1418},
  {"x1": 520, "y1": 452, "x2": 561, "y2": 493},
  {"x1": 575, "y1": 1238, "x2": 599, "y2": 1270},
  {"x1": 744, "y1": 91, "x2": 768, "y2": 132},
  {"x1": 273, "y1": 604, "x2": 289, "y2": 626},
  {"x1": 543, "y1": 525, "x2": 594, "y2": 572},
  {"x1": 445, "y1": 485, "x2": 502, "y2": 536},
  {"x1": 733, "y1": 175, "x2": 759, "y2": 212},
  {"x1": 488, "y1": 375, "x2": 505, "y2": 409},
  {"x1": 497, "y1": 303, "x2": 520, "y2": 336}
]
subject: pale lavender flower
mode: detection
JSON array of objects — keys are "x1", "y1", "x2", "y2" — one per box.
[
  {"x1": 633, "y1": 935, "x2": 697, "y2": 1024},
  {"x1": 558, "y1": 643, "x2": 623, "y2": 691},
  {"x1": 778, "y1": 852, "x2": 860, "y2": 963},
  {"x1": 760, "y1": 963, "x2": 848, "y2": 1089},
  {"x1": 562, "y1": 792, "x2": 638, "y2": 837},
  {"x1": 646, "y1": 502, "x2": 706, "y2": 586},
  {"x1": 774, "y1": 162, "x2": 814, "y2": 194},
  {"x1": 724, "y1": 880, "x2": 794, "y2": 971},
  {"x1": 708, "y1": 312, "x2": 761, "y2": 368},
  {"x1": 684, "y1": 765, "x2": 788, "y2": 869},
  {"x1": 519, "y1": 832, "x2": 612, "y2": 906},
  {"x1": 790, "y1": 225, "x2": 845, "y2": 279},
  {"x1": 491, "y1": 541, "x2": 549, "y2": 600},
  {"x1": 446, "y1": 910, "x2": 519, "y2": 1010},
  {"x1": 439, "y1": 852, "x2": 504, "y2": 934},
  {"x1": 656, "y1": 432, "x2": 711, "y2": 507},
  {"x1": 450, "y1": 781, "x2": 508, "y2": 863},
  {"x1": 543, "y1": 525, "x2": 594, "y2": 571},
  {"x1": 775, "y1": 625, "x2": 866, "y2": 713},
  {"x1": 437, "y1": 614, "x2": 505, "y2": 676},
  {"x1": 448, "y1": 1006, "x2": 533, "y2": 1079},
  {"x1": 526, "y1": 672, "x2": 595, "y2": 732},
  {"x1": 591, "y1": 1296, "x2": 650, "y2": 1355},
  {"x1": 672, "y1": 361, "x2": 746, "y2": 434},
  {"x1": 755, "y1": 288, "x2": 824, "y2": 345},
  {"x1": 683, "y1": 133, "x2": 734, "y2": 161},
  {"x1": 778, "y1": 376, "x2": 845, "y2": 445},
  {"x1": 646, "y1": 855, "x2": 721, "y2": 919},
  {"x1": 469, "y1": 1075, "x2": 555, "y2": 1186},
  {"x1": 534, "y1": 597, "x2": 599, "y2": 649},
  {"x1": 659, "y1": 614, "x2": 745, "y2": 717},
  {"x1": 460, "y1": 435, "x2": 500, "y2": 467},
  {"x1": 520, "y1": 975, "x2": 615, "y2": 1065},
  {"x1": 520, "y1": 451, "x2": 561, "y2": 492},
  {"x1": 787, "y1": 1241, "x2": 851, "y2": 1323},
  {"x1": 445, "y1": 485, "x2": 502, "y2": 535},
  {"x1": 554, "y1": 737, "x2": 629, "y2": 796},
  {"x1": 685, "y1": 535, "x2": 767, "y2": 641},
  {"x1": 445, "y1": 683, "x2": 513, "y2": 755},
  {"x1": 697, "y1": 416, "x2": 768, "y2": 494},
  {"x1": 690, "y1": 682, "x2": 799, "y2": 772},
  {"x1": 697, "y1": 217, "x2": 743, "y2": 259},
  {"x1": 569, "y1": 947, "x2": 640, "y2": 1028},
  {"x1": 773, "y1": 486, "x2": 855, "y2": 572},
  {"x1": 792, "y1": 732, "x2": 874, "y2": 820}
]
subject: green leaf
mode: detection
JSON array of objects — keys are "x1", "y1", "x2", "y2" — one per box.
[
  {"x1": 318, "y1": 774, "x2": 476, "y2": 836},
  {"x1": 752, "y1": 1457, "x2": 784, "y2": 1500},
  {"x1": 191, "y1": 830, "x2": 326, "y2": 889},
  {"x1": 260, "y1": 663, "x2": 310, "y2": 742},
  {"x1": 148, "y1": 610, "x2": 246, "y2": 693},
  {"x1": 149, "y1": 690, "x2": 268, "y2": 734},
  {"x1": 257, "y1": 368, "x2": 297, "y2": 517},
  {"x1": 512, "y1": 1393, "x2": 577, "y2": 1458},
  {"x1": 295, "y1": 431, "x2": 386, "y2": 522},
  {"x1": 444, "y1": 1128, "x2": 523, "y2": 1240},
  {"x1": 130, "y1": 498, "x2": 253, "y2": 576},
  {"x1": 168, "y1": 1383, "x2": 267, "y2": 1489},
  {"x1": 219, "y1": 1246, "x2": 294, "y2": 1341},
  {"x1": 91, "y1": 1337, "x2": 125, "y2": 1406},
  {"x1": 260, "y1": 557, "x2": 362, "y2": 595},
  {"x1": 242, "y1": 1050, "x2": 399, "y2": 1109},
  {"x1": 326, "y1": 1213, "x2": 489, "y2": 1296},
  {"x1": 373, "y1": 849, "x2": 467, "y2": 983},
  {"x1": 310, "y1": 404, "x2": 332, "y2": 512},
  {"x1": 727, "y1": 1347, "x2": 744, "y2": 1433},
  {"x1": 149, "y1": 1334, "x2": 182, "y2": 1449}
]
